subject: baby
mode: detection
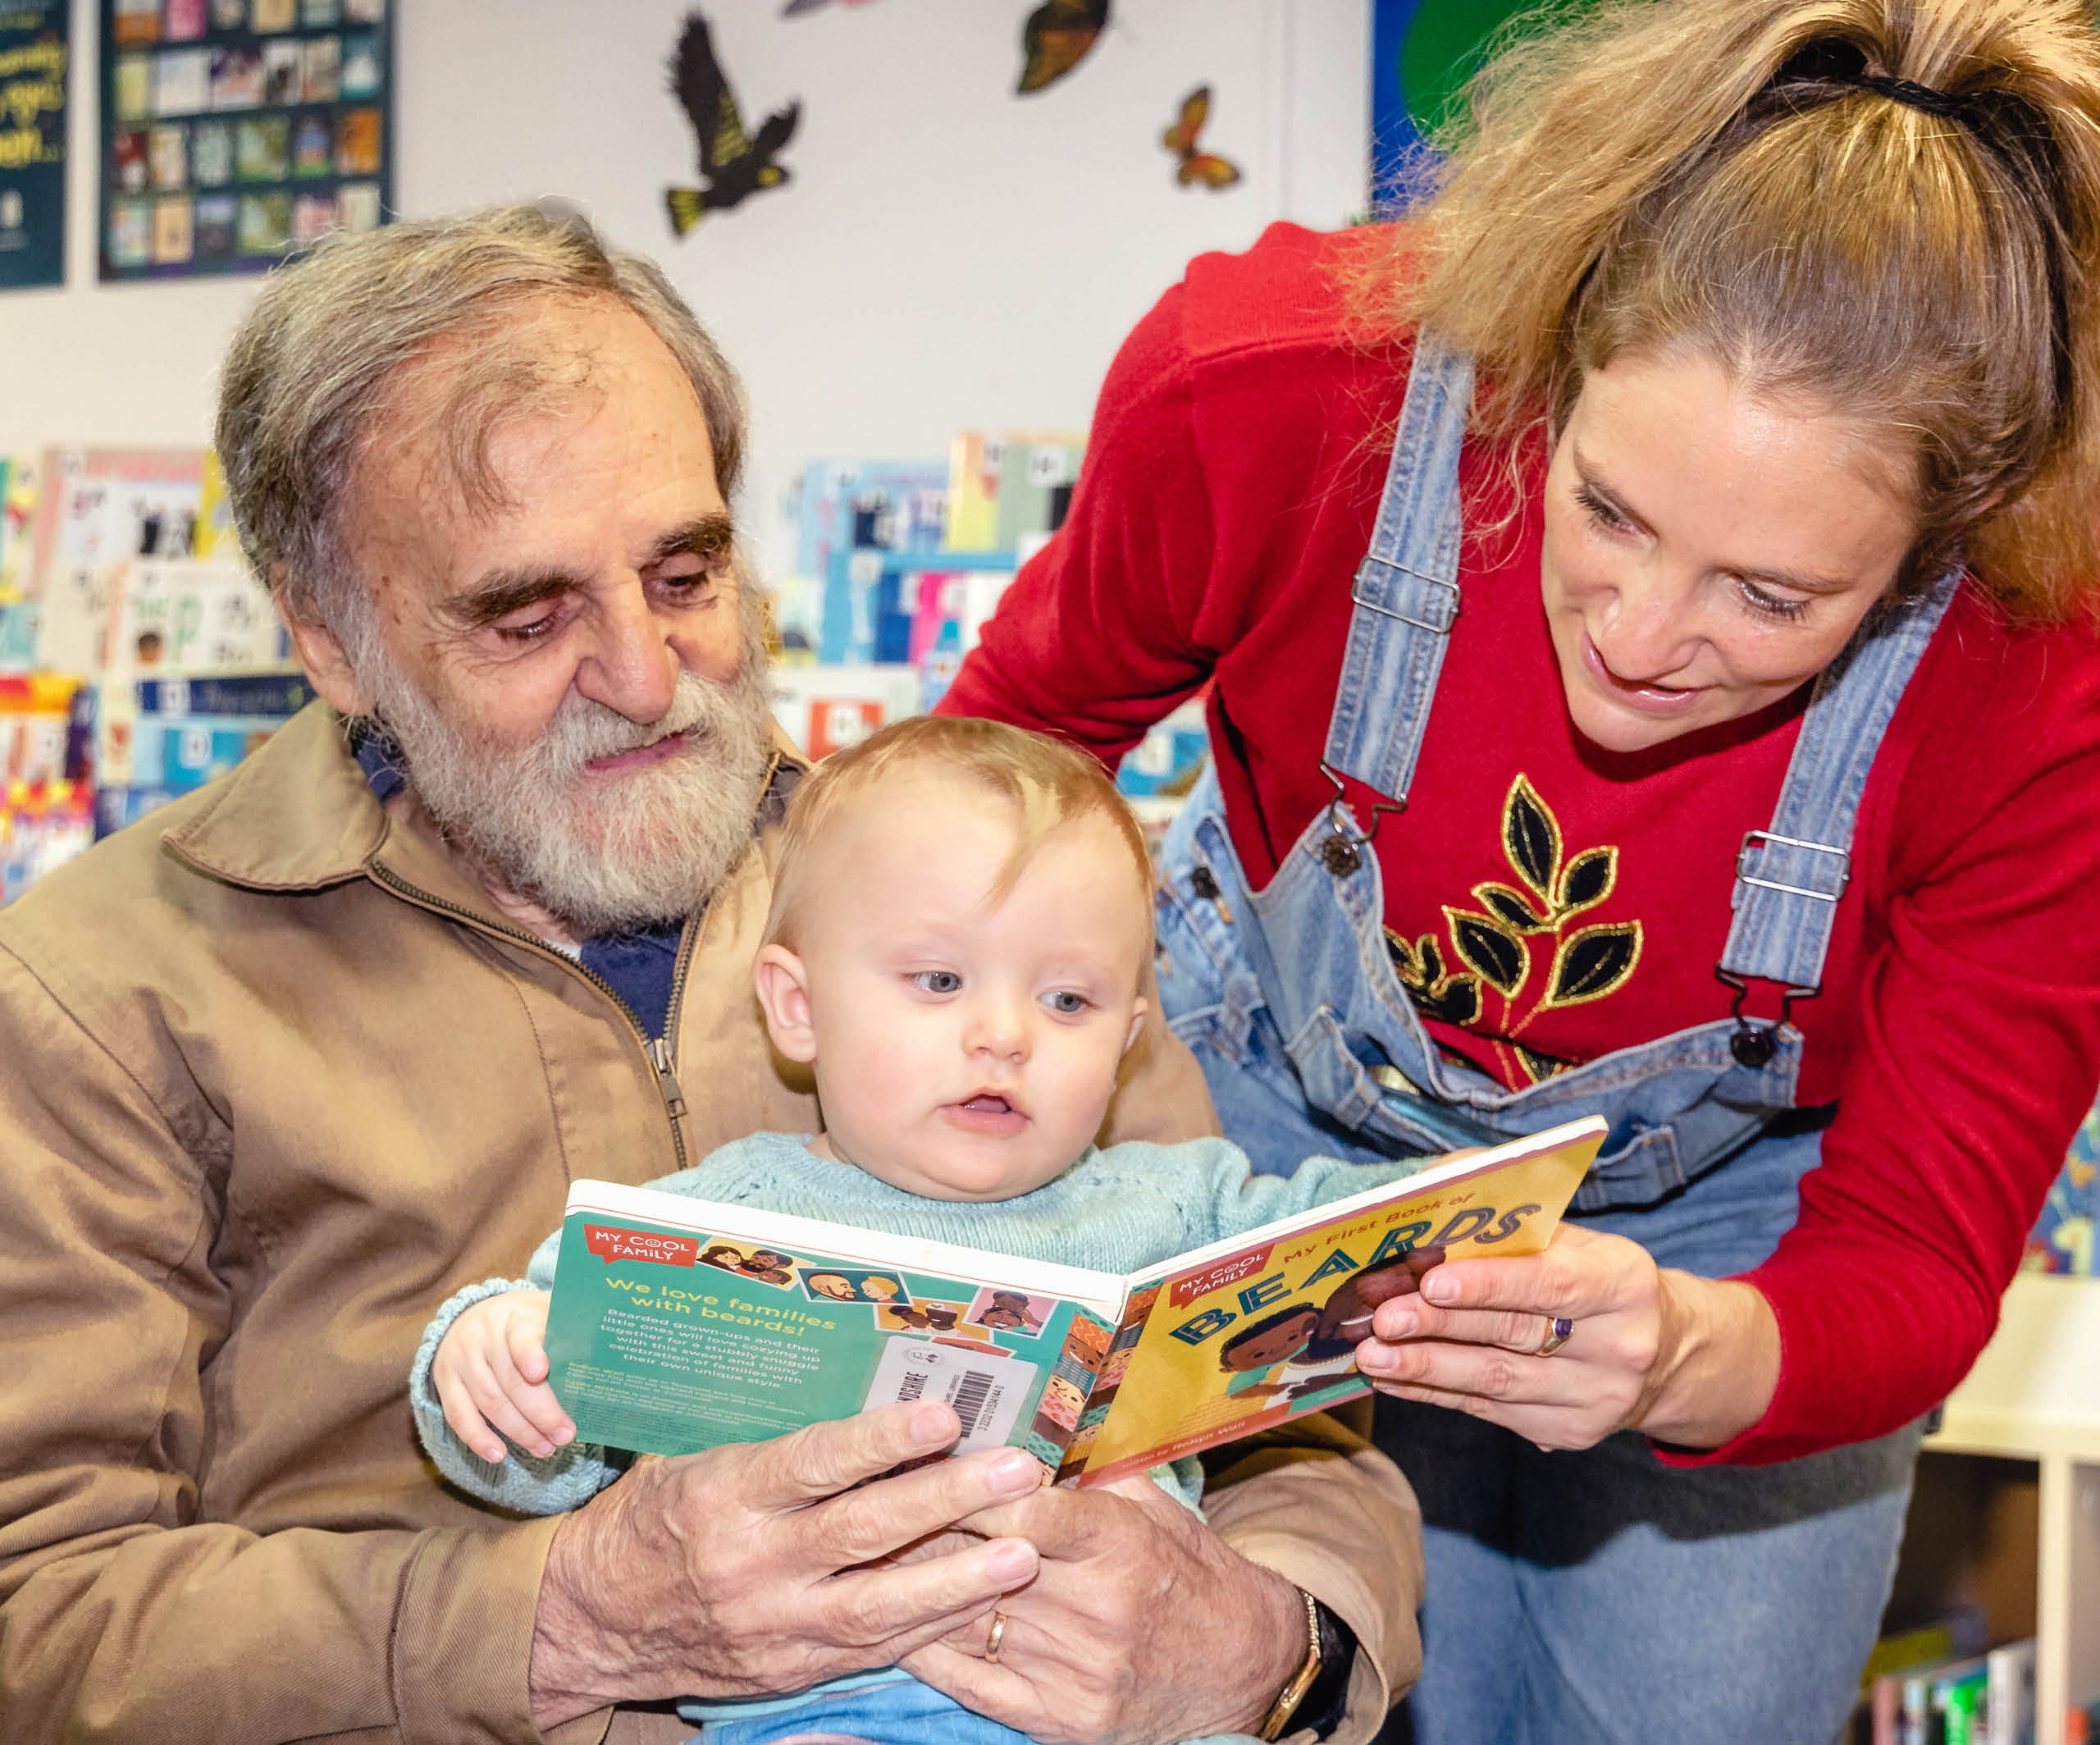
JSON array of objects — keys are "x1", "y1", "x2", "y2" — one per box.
[{"x1": 412, "y1": 714, "x2": 1427, "y2": 1745}]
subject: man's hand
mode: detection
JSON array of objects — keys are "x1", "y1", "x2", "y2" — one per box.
[
  {"x1": 430, "y1": 1288, "x2": 573, "y2": 1462},
  {"x1": 902, "y1": 1476, "x2": 1306, "y2": 1745},
  {"x1": 527, "y1": 1402, "x2": 1044, "y2": 1730}
]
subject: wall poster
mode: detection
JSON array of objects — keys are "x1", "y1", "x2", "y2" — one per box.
[
  {"x1": 99, "y1": 0, "x2": 393, "y2": 282},
  {"x1": 1371, "y1": 0, "x2": 1588, "y2": 211},
  {"x1": 0, "y1": 0, "x2": 67, "y2": 289}
]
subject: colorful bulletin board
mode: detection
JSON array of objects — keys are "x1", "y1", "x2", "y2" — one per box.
[
  {"x1": 0, "y1": 0, "x2": 67, "y2": 288},
  {"x1": 1371, "y1": 0, "x2": 1589, "y2": 210},
  {"x1": 99, "y1": 0, "x2": 391, "y2": 281}
]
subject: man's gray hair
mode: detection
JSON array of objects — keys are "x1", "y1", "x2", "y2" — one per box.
[{"x1": 214, "y1": 203, "x2": 747, "y2": 637}]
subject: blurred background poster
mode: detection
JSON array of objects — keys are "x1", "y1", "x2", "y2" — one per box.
[
  {"x1": 0, "y1": 0, "x2": 68, "y2": 289},
  {"x1": 98, "y1": 0, "x2": 393, "y2": 283}
]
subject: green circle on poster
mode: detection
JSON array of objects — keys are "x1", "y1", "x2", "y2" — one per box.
[{"x1": 1402, "y1": 0, "x2": 1582, "y2": 137}]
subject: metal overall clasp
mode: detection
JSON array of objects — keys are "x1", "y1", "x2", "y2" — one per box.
[
  {"x1": 1714, "y1": 969, "x2": 1815, "y2": 1069},
  {"x1": 1317, "y1": 760, "x2": 1404, "y2": 879}
]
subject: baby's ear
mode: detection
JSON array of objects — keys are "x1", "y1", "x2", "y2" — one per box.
[
  {"x1": 754, "y1": 944, "x2": 818, "y2": 1062},
  {"x1": 1121, "y1": 994, "x2": 1149, "y2": 1058}
]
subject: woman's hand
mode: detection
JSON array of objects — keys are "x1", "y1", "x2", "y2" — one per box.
[
  {"x1": 901, "y1": 1476, "x2": 1305, "y2": 1745},
  {"x1": 1354, "y1": 1224, "x2": 1781, "y2": 1450}
]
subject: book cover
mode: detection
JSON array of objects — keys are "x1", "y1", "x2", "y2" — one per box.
[
  {"x1": 992, "y1": 433, "x2": 1084, "y2": 551},
  {"x1": 542, "y1": 1117, "x2": 1606, "y2": 1483},
  {"x1": 1068, "y1": 1118, "x2": 1605, "y2": 1486},
  {"x1": 542, "y1": 1181, "x2": 1125, "y2": 1473}
]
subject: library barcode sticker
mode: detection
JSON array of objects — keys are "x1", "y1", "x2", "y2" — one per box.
[{"x1": 864, "y1": 1338, "x2": 1037, "y2": 1453}]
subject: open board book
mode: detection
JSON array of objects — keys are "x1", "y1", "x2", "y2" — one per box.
[{"x1": 543, "y1": 1116, "x2": 1607, "y2": 1487}]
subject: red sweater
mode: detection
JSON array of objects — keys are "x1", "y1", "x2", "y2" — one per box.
[{"x1": 942, "y1": 222, "x2": 2100, "y2": 1464}]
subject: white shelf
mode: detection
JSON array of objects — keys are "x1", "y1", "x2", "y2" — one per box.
[
  {"x1": 1924, "y1": 1272, "x2": 2100, "y2": 1741},
  {"x1": 1931, "y1": 1272, "x2": 2100, "y2": 1464}
]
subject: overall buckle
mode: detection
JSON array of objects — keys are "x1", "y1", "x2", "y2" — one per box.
[
  {"x1": 1736, "y1": 829, "x2": 1851, "y2": 902},
  {"x1": 1351, "y1": 556, "x2": 1461, "y2": 633}
]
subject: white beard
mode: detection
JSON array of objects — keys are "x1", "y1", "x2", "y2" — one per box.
[{"x1": 358, "y1": 615, "x2": 773, "y2": 937}]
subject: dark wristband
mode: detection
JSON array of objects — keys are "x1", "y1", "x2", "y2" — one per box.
[{"x1": 1281, "y1": 1598, "x2": 1358, "y2": 1739}]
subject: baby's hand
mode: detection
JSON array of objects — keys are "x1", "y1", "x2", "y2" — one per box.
[{"x1": 431, "y1": 1288, "x2": 573, "y2": 1463}]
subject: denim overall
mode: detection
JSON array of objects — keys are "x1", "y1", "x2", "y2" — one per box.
[{"x1": 1153, "y1": 336, "x2": 1952, "y2": 1745}]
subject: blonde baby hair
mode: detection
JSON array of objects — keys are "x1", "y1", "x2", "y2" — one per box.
[{"x1": 763, "y1": 715, "x2": 1153, "y2": 953}]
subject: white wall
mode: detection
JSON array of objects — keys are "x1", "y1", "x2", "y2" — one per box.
[{"x1": 1, "y1": 0, "x2": 1369, "y2": 536}]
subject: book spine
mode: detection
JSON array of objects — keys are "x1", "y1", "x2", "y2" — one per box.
[
  {"x1": 135, "y1": 673, "x2": 314, "y2": 716},
  {"x1": 1057, "y1": 1286, "x2": 1158, "y2": 1486}
]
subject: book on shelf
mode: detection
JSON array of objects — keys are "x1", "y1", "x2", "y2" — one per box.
[
  {"x1": 1984, "y1": 1639, "x2": 2034, "y2": 1745},
  {"x1": 541, "y1": 1116, "x2": 1607, "y2": 1486},
  {"x1": 943, "y1": 430, "x2": 1085, "y2": 553}
]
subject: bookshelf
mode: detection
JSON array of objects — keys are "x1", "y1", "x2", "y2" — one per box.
[{"x1": 1920, "y1": 1272, "x2": 2100, "y2": 1741}]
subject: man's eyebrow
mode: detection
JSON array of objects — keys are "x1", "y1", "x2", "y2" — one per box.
[
  {"x1": 441, "y1": 514, "x2": 737, "y2": 629},
  {"x1": 1569, "y1": 446, "x2": 1856, "y2": 595},
  {"x1": 647, "y1": 513, "x2": 736, "y2": 567},
  {"x1": 443, "y1": 569, "x2": 578, "y2": 628}
]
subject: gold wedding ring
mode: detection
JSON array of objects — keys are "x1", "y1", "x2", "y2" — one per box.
[
  {"x1": 1537, "y1": 1316, "x2": 1573, "y2": 1357},
  {"x1": 984, "y1": 1608, "x2": 1009, "y2": 1664}
]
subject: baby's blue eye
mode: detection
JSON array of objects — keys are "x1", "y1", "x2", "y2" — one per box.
[
  {"x1": 911, "y1": 971, "x2": 962, "y2": 994},
  {"x1": 1044, "y1": 990, "x2": 1089, "y2": 1015}
]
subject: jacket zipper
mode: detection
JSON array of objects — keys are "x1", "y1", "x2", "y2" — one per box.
[
  {"x1": 360, "y1": 751, "x2": 786, "y2": 1174},
  {"x1": 364, "y1": 862, "x2": 691, "y2": 1170}
]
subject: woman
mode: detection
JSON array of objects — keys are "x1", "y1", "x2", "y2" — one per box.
[{"x1": 940, "y1": 1, "x2": 2100, "y2": 1737}]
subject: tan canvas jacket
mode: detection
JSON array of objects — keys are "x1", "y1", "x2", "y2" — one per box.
[{"x1": 0, "y1": 702, "x2": 1422, "y2": 1745}]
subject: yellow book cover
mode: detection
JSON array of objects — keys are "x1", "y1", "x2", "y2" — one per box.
[{"x1": 1066, "y1": 1116, "x2": 1607, "y2": 1487}]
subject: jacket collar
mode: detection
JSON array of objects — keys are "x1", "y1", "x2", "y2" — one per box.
[{"x1": 162, "y1": 701, "x2": 390, "y2": 893}]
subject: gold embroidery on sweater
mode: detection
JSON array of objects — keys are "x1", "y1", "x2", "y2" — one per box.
[{"x1": 1385, "y1": 774, "x2": 1643, "y2": 1083}]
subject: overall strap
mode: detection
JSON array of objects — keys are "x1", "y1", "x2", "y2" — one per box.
[
  {"x1": 1321, "y1": 331, "x2": 1477, "y2": 811},
  {"x1": 1720, "y1": 568, "x2": 1961, "y2": 997}
]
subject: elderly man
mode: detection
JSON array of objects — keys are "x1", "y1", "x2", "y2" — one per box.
[{"x1": 0, "y1": 207, "x2": 1421, "y2": 1744}]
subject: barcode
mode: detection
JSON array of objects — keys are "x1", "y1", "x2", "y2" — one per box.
[
  {"x1": 897, "y1": 1373, "x2": 926, "y2": 1403},
  {"x1": 951, "y1": 1370, "x2": 994, "y2": 1440}
]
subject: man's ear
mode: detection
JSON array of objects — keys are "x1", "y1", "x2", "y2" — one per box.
[
  {"x1": 1122, "y1": 994, "x2": 1149, "y2": 1058},
  {"x1": 274, "y1": 565, "x2": 368, "y2": 717},
  {"x1": 754, "y1": 943, "x2": 818, "y2": 1063}
]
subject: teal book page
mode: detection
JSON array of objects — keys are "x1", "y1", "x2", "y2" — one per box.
[{"x1": 541, "y1": 1198, "x2": 1112, "y2": 1471}]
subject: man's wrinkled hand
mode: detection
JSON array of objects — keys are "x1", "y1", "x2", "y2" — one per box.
[
  {"x1": 527, "y1": 1402, "x2": 1044, "y2": 1730},
  {"x1": 902, "y1": 1475, "x2": 1305, "y2": 1745}
]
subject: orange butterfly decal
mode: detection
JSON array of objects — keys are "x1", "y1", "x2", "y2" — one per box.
[{"x1": 1163, "y1": 86, "x2": 1241, "y2": 190}]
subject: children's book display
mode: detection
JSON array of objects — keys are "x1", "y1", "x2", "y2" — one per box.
[
  {"x1": 767, "y1": 436, "x2": 1195, "y2": 799},
  {"x1": 1857, "y1": 1629, "x2": 2037, "y2": 1745},
  {"x1": 0, "y1": 445, "x2": 310, "y2": 892},
  {"x1": 2026, "y1": 1094, "x2": 2099, "y2": 1277},
  {"x1": 541, "y1": 1117, "x2": 1607, "y2": 1485}
]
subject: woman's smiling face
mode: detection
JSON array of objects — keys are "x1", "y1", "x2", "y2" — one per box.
[{"x1": 1539, "y1": 350, "x2": 1919, "y2": 755}]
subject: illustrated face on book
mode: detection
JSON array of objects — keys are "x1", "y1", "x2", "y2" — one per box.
[
  {"x1": 1218, "y1": 1305, "x2": 1321, "y2": 1373},
  {"x1": 754, "y1": 765, "x2": 1150, "y2": 1201}
]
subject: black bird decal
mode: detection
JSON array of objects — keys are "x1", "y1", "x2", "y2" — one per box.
[{"x1": 664, "y1": 12, "x2": 800, "y2": 237}]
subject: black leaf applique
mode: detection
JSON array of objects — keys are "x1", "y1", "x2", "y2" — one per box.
[
  {"x1": 1503, "y1": 775, "x2": 1560, "y2": 902},
  {"x1": 1390, "y1": 774, "x2": 1644, "y2": 1082},
  {"x1": 1545, "y1": 923, "x2": 1641, "y2": 1008}
]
